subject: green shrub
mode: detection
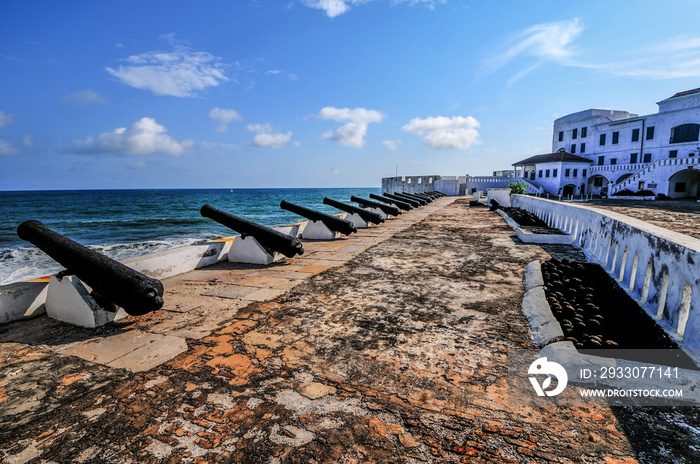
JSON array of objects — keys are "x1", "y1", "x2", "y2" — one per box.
[{"x1": 509, "y1": 181, "x2": 527, "y2": 195}]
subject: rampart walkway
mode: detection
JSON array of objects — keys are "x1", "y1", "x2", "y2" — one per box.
[{"x1": 1, "y1": 198, "x2": 697, "y2": 463}]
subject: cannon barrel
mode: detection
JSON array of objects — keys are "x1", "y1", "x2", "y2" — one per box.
[
  {"x1": 383, "y1": 192, "x2": 421, "y2": 208},
  {"x1": 17, "y1": 220, "x2": 164, "y2": 316},
  {"x1": 350, "y1": 196, "x2": 401, "y2": 216},
  {"x1": 280, "y1": 200, "x2": 357, "y2": 236},
  {"x1": 200, "y1": 204, "x2": 304, "y2": 258},
  {"x1": 369, "y1": 193, "x2": 412, "y2": 211},
  {"x1": 402, "y1": 192, "x2": 432, "y2": 203},
  {"x1": 392, "y1": 192, "x2": 426, "y2": 206},
  {"x1": 322, "y1": 197, "x2": 385, "y2": 225}
]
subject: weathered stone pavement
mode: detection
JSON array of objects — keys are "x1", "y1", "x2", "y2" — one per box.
[{"x1": 1, "y1": 198, "x2": 698, "y2": 463}]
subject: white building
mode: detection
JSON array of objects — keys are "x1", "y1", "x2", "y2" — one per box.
[{"x1": 513, "y1": 88, "x2": 700, "y2": 198}]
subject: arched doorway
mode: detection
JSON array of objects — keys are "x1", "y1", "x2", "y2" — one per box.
[
  {"x1": 562, "y1": 184, "x2": 576, "y2": 197},
  {"x1": 668, "y1": 168, "x2": 700, "y2": 198},
  {"x1": 587, "y1": 175, "x2": 609, "y2": 196}
]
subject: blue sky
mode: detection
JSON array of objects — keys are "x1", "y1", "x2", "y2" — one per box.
[{"x1": 2, "y1": 0, "x2": 700, "y2": 190}]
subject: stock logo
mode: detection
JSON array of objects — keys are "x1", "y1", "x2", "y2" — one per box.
[{"x1": 528, "y1": 357, "x2": 568, "y2": 397}]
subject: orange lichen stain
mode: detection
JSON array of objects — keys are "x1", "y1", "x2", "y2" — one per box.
[
  {"x1": 254, "y1": 348, "x2": 272, "y2": 362},
  {"x1": 208, "y1": 335, "x2": 236, "y2": 356},
  {"x1": 206, "y1": 354, "x2": 259, "y2": 385},
  {"x1": 185, "y1": 383, "x2": 198, "y2": 392},
  {"x1": 0, "y1": 387, "x2": 7, "y2": 404},
  {"x1": 60, "y1": 371, "x2": 89, "y2": 386},
  {"x1": 219, "y1": 319, "x2": 258, "y2": 335},
  {"x1": 243, "y1": 331, "x2": 282, "y2": 349},
  {"x1": 166, "y1": 345, "x2": 209, "y2": 370},
  {"x1": 368, "y1": 417, "x2": 404, "y2": 437},
  {"x1": 603, "y1": 458, "x2": 640, "y2": 464}
]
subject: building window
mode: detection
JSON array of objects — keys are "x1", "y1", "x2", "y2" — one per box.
[
  {"x1": 670, "y1": 124, "x2": 700, "y2": 144},
  {"x1": 553, "y1": 169, "x2": 558, "y2": 177},
  {"x1": 565, "y1": 168, "x2": 570, "y2": 177},
  {"x1": 612, "y1": 131, "x2": 619, "y2": 144},
  {"x1": 643, "y1": 153, "x2": 652, "y2": 163},
  {"x1": 646, "y1": 126, "x2": 655, "y2": 140},
  {"x1": 530, "y1": 172, "x2": 535, "y2": 180},
  {"x1": 558, "y1": 131, "x2": 563, "y2": 142},
  {"x1": 632, "y1": 128, "x2": 640, "y2": 142},
  {"x1": 572, "y1": 128, "x2": 578, "y2": 139},
  {"x1": 545, "y1": 169, "x2": 550, "y2": 178},
  {"x1": 599, "y1": 133, "x2": 606, "y2": 145},
  {"x1": 598, "y1": 156, "x2": 605, "y2": 165},
  {"x1": 580, "y1": 143, "x2": 586, "y2": 153},
  {"x1": 571, "y1": 144, "x2": 576, "y2": 153},
  {"x1": 669, "y1": 150, "x2": 678, "y2": 158},
  {"x1": 675, "y1": 182, "x2": 687, "y2": 193},
  {"x1": 581, "y1": 127, "x2": 587, "y2": 137},
  {"x1": 611, "y1": 158, "x2": 617, "y2": 165},
  {"x1": 573, "y1": 169, "x2": 578, "y2": 177},
  {"x1": 594, "y1": 177, "x2": 603, "y2": 187},
  {"x1": 538, "y1": 170, "x2": 543, "y2": 178},
  {"x1": 630, "y1": 153, "x2": 638, "y2": 164},
  {"x1": 582, "y1": 169, "x2": 587, "y2": 177}
]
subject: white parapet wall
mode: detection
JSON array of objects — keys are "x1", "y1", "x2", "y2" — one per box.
[{"x1": 511, "y1": 194, "x2": 700, "y2": 351}]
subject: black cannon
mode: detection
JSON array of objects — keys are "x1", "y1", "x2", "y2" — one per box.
[
  {"x1": 489, "y1": 199, "x2": 502, "y2": 211},
  {"x1": 392, "y1": 192, "x2": 426, "y2": 206},
  {"x1": 369, "y1": 193, "x2": 412, "y2": 211},
  {"x1": 383, "y1": 192, "x2": 421, "y2": 208},
  {"x1": 350, "y1": 196, "x2": 402, "y2": 217},
  {"x1": 200, "y1": 204, "x2": 304, "y2": 258},
  {"x1": 280, "y1": 200, "x2": 357, "y2": 236},
  {"x1": 322, "y1": 197, "x2": 385, "y2": 225},
  {"x1": 398, "y1": 192, "x2": 429, "y2": 204},
  {"x1": 406, "y1": 192, "x2": 433, "y2": 203},
  {"x1": 17, "y1": 220, "x2": 164, "y2": 316}
]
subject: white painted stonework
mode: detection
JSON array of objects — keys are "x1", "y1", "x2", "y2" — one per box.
[
  {"x1": 541, "y1": 89, "x2": 700, "y2": 197},
  {"x1": 512, "y1": 194, "x2": 700, "y2": 357}
]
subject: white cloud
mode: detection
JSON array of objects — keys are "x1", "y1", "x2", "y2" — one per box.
[
  {"x1": 382, "y1": 139, "x2": 401, "y2": 151},
  {"x1": 302, "y1": 0, "x2": 446, "y2": 17},
  {"x1": 209, "y1": 107, "x2": 242, "y2": 132},
  {"x1": 59, "y1": 90, "x2": 109, "y2": 107},
  {"x1": 71, "y1": 117, "x2": 194, "y2": 156},
  {"x1": 317, "y1": 106, "x2": 383, "y2": 148},
  {"x1": 21, "y1": 135, "x2": 34, "y2": 147},
  {"x1": 106, "y1": 41, "x2": 228, "y2": 97},
  {"x1": 598, "y1": 35, "x2": 700, "y2": 79},
  {"x1": 402, "y1": 116, "x2": 480, "y2": 149},
  {"x1": 246, "y1": 123, "x2": 293, "y2": 149},
  {"x1": 0, "y1": 111, "x2": 14, "y2": 129},
  {"x1": 483, "y1": 19, "x2": 582, "y2": 85},
  {"x1": 0, "y1": 138, "x2": 18, "y2": 155}
]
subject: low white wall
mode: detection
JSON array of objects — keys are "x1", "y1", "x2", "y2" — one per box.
[
  {"x1": 487, "y1": 188, "x2": 511, "y2": 207},
  {"x1": 511, "y1": 194, "x2": 700, "y2": 350}
]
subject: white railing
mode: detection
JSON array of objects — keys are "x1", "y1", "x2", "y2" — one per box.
[
  {"x1": 511, "y1": 194, "x2": 700, "y2": 352},
  {"x1": 611, "y1": 157, "x2": 700, "y2": 193},
  {"x1": 589, "y1": 163, "x2": 647, "y2": 175}
]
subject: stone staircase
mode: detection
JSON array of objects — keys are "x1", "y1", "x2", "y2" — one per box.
[{"x1": 610, "y1": 157, "x2": 700, "y2": 194}]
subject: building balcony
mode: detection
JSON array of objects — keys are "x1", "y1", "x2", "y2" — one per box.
[{"x1": 588, "y1": 163, "x2": 648, "y2": 175}]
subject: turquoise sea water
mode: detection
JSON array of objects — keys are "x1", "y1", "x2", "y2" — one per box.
[{"x1": 0, "y1": 188, "x2": 379, "y2": 285}]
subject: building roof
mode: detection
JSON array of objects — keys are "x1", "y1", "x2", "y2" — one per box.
[
  {"x1": 512, "y1": 151, "x2": 592, "y2": 166},
  {"x1": 666, "y1": 88, "x2": 700, "y2": 100}
]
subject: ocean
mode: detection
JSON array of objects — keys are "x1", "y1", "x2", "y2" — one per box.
[{"x1": 0, "y1": 188, "x2": 380, "y2": 285}]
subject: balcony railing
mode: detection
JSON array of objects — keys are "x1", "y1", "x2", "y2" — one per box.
[{"x1": 588, "y1": 163, "x2": 647, "y2": 174}]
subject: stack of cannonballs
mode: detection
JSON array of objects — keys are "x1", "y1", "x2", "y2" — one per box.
[{"x1": 541, "y1": 258, "x2": 619, "y2": 349}]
